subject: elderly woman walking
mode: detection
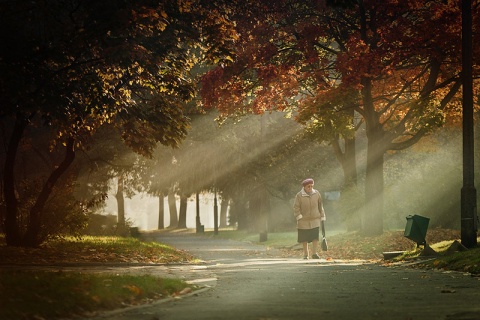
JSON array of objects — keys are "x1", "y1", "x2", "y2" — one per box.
[{"x1": 294, "y1": 178, "x2": 326, "y2": 259}]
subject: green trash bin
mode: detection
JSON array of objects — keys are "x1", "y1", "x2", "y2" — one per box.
[{"x1": 404, "y1": 214, "x2": 430, "y2": 246}]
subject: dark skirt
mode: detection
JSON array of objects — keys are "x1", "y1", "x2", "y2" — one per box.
[{"x1": 297, "y1": 227, "x2": 320, "y2": 243}]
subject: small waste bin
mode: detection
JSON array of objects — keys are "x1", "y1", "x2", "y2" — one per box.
[
  {"x1": 404, "y1": 214, "x2": 430, "y2": 246},
  {"x1": 130, "y1": 227, "x2": 140, "y2": 238}
]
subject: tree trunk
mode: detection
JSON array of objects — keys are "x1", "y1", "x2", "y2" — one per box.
[
  {"x1": 115, "y1": 175, "x2": 126, "y2": 227},
  {"x1": 363, "y1": 133, "x2": 385, "y2": 236},
  {"x1": 177, "y1": 194, "x2": 188, "y2": 228},
  {"x1": 260, "y1": 186, "x2": 270, "y2": 234},
  {"x1": 331, "y1": 106, "x2": 358, "y2": 187},
  {"x1": 332, "y1": 135, "x2": 358, "y2": 187},
  {"x1": 157, "y1": 194, "x2": 165, "y2": 229},
  {"x1": 331, "y1": 120, "x2": 360, "y2": 232},
  {"x1": 220, "y1": 198, "x2": 229, "y2": 228},
  {"x1": 233, "y1": 198, "x2": 248, "y2": 230},
  {"x1": 168, "y1": 191, "x2": 178, "y2": 228},
  {"x1": 361, "y1": 77, "x2": 385, "y2": 236},
  {"x1": 344, "y1": 135, "x2": 358, "y2": 186},
  {"x1": 4, "y1": 114, "x2": 28, "y2": 246},
  {"x1": 342, "y1": 132, "x2": 360, "y2": 232},
  {"x1": 249, "y1": 191, "x2": 261, "y2": 233},
  {"x1": 0, "y1": 201, "x2": 5, "y2": 234},
  {"x1": 23, "y1": 137, "x2": 76, "y2": 247},
  {"x1": 249, "y1": 185, "x2": 270, "y2": 234}
]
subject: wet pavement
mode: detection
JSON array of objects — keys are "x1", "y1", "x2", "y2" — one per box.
[{"x1": 78, "y1": 231, "x2": 480, "y2": 320}]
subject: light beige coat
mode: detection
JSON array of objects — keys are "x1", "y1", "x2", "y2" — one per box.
[{"x1": 293, "y1": 188, "x2": 326, "y2": 230}]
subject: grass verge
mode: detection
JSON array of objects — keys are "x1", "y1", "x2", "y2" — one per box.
[
  {"x1": 420, "y1": 246, "x2": 480, "y2": 274},
  {"x1": 0, "y1": 270, "x2": 190, "y2": 320},
  {"x1": 0, "y1": 235, "x2": 197, "y2": 320},
  {"x1": 391, "y1": 239, "x2": 480, "y2": 275}
]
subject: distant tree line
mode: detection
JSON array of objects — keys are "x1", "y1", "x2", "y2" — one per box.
[{"x1": 1, "y1": 0, "x2": 478, "y2": 247}]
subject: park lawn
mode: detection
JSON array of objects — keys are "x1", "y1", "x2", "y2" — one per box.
[
  {"x1": 0, "y1": 270, "x2": 191, "y2": 320},
  {"x1": 0, "y1": 235, "x2": 195, "y2": 265},
  {"x1": 0, "y1": 235, "x2": 198, "y2": 320}
]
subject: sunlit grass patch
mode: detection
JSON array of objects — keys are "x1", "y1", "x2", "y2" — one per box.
[
  {"x1": 0, "y1": 235, "x2": 195, "y2": 264},
  {"x1": 399, "y1": 237, "x2": 480, "y2": 274},
  {"x1": 0, "y1": 270, "x2": 191, "y2": 320},
  {"x1": 388, "y1": 236, "x2": 480, "y2": 275},
  {"x1": 50, "y1": 235, "x2": 184, "y2": 260},
  {"x1": 427, "y1": 246, "x2": 480, "y2": 274}
]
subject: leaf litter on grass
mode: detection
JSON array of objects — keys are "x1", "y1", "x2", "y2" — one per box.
[
  {"x1": 0, "y1": 236, "x2": 195, "y2": 265},
  {"x1": 0, "y1": 270, "x2": 192, "y2": 320},
  {"x1": 277, "y1": 228, "x2": 461, "y2": 261}
]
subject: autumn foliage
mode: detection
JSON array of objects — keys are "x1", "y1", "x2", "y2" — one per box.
[
  {"x1": 200, "y1": 0, "x2": 480, "y2": 235},
  {"x1": 0, "y1": 0, "x2": 238, "y2": 247}
]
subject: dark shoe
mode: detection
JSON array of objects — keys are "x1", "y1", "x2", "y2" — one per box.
[
  {"x1": 311, "y1": 253, "x2": 320, "y2": 259},
  {"x1": 303, "y1": 255, "x2": 309, "y2": 260}
]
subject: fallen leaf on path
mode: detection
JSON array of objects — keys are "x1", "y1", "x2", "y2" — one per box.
[
  {"x1": 122, "y1": 285, "x2": 142, "y2": 295},
  {"x1": 178, "y1": 287, "x2": 192, "y2": 295}
]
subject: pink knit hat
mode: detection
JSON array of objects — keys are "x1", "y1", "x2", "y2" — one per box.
[{"x1": 302, "y1": 178, "x2": 314, "y2": 186}]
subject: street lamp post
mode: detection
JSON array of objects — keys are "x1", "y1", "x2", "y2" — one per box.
[
  {"x1": 214, "y1": 188, "x2": 219, "y2": 235},
  {"x1": 460, "y1": 0, "x2": 478, "y2": 248},
  {"x1": 196, "y1": 191, "x2": 204, "y2": 233}
]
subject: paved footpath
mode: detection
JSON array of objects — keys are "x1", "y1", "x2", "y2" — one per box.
[{"x1": 82, "y1": 231, "x2": 480, "y2": 320}]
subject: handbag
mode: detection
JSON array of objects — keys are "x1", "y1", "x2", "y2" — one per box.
[{"x1": 321, "y1": 220, "x2": 328, "y2": 251}]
